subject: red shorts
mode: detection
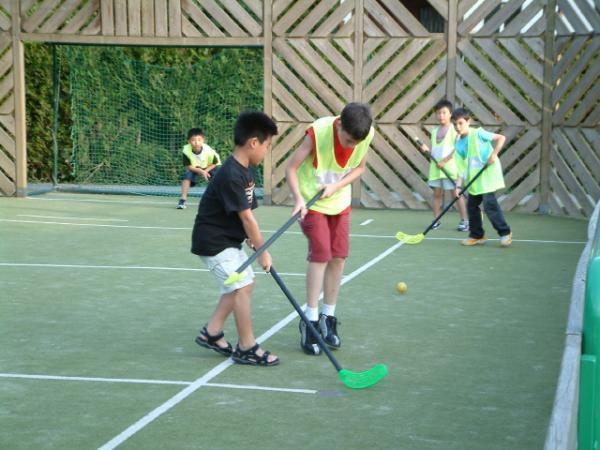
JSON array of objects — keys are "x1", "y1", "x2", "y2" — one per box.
[{"x1": 300, "y1": 210, "x2": 350, "y2": 262}]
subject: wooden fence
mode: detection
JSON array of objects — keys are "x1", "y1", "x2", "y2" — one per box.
[{"x1": 0, "y1": 0, "x2": 598, "y2": 217}]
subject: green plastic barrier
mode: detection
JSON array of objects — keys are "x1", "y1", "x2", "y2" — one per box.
[{"x1": 580, "y1": 209, "x2": 600, "y2": 450}]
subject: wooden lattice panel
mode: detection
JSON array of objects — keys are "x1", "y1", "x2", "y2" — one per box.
[
  {"x1": 0, "y1": 34, "x2": 15, "y2": 196},
  {"x1": 181, "y1": 0, "x2": 262, "y2": 37},
  {"x1": 363, "y1": 37, "x2": 447, "y2": 124},
  {"x1": 555, "y1": 0, "x2": 600, "y2": 35},
  {"x1": 21, "y1": 0, "x2": 100, "y2": 35},
  {"x1": 0, "y1": 0, "x2": 11, "y2": 31},
  {"x1": 272, "y1": 37, "x2": 354, "y2": 122},
  {"x1": 361, "y1": 125, "x2": 430, "y2": 209},
  {"x1": 363, "y1": 0, "x2": 443, "y2": 37},
  {"x1": 458, "y1": 0, "x2": 546, "y2": 36},
  {"x1": 552, "y1": 36, "x2": 599, "y2": 127},
  {"x1": 455, "y1": 37, "x2": 543, "y2": 126},
  {"x1": 273, "y1": 0, "x2": 354, "y2": 37},
  {"x1": 549, "y1": 127, "x2": 600, "y2": 217},
  {"x1": 269, "y1": 122, "x2": 310, "y2": 205}
]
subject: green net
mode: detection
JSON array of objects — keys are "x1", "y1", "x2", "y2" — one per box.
[{"x1": 64, "y1": 46, "x2": 263, "y2": 195}]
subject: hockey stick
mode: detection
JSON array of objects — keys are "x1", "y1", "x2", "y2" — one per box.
[
  {"x1": 224, "y1": 190, "x2": 323, "y2": 286},
  {"x1": 396, "y1": 162, "x2": 489, "y2": 244},
  {"x1": 414, "y1": 136, "x2": 457, "y2": 187},
  {"x1": 269, "y1": 265, "x2": 388, "y2": 389}
]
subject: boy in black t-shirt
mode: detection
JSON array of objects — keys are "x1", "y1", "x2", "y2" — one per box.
[{"x1": 191, "y1": 111, "x2": 279, "y2": 366}]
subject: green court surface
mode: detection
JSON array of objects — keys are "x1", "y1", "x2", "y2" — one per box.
[{"x1": 0, "y1": 193, "x2": 589, "y2": 449}]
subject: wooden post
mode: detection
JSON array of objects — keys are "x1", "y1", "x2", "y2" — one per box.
[
  {"x1": 539, "y1": 0, "x2": 557, "y2": 214},
  {"x1": 446, "y1": 0, "x2": 458, "y2": 103},
  {"x1": 263, "y1": 0, "x2": 273, "y2": 205},
  {"x1": 352, "y1": 0, "x2": 364, "y2": 207},
  {"x1": 12, "y1": 0, "x2": 27, "y2": 197}
]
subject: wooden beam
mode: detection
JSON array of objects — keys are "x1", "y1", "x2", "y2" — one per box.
[
  {"x1": 263, "y1": 0, "x2": 273, "y2": 205},
  {"x1": 169, "y1": 0, "x2": 182, "y2": 37},
  {"x1": 352, "y1": 0, "x2": 364, "y2": 207},
  {"x1": 539, "y1": 0, "x2": 557, "y2": 214},
  {"x1": 11, "y1": 0, "x2": 26, "y2": 197},
  {"x1": 446, "y1": 0, "x2": 457, "y2": 103},
  {"x1": 20, "y1": 33, "x2": 264, "y2": 47},
  {"x1": 100, "y1": 0, "x2": 114, "y2": 36}
]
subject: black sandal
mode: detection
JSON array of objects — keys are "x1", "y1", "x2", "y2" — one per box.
[
  {"x1": 195, "y1": 326, "x2": 233, "y2": 357},
  {"x1": 232, "y1": 343, "x2": 280, "y2": 366}
]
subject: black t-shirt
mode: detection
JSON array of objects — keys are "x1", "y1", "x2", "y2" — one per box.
[{"x1": 191, "y1": 156, "x2": 257, "y2": 256}]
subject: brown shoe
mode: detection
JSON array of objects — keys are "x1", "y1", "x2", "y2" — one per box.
[{"x1": 461, "y1": 236, "x2": 488, "y2": 246}]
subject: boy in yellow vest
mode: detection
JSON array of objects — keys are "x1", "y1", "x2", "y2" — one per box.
[
  {"x1": 191, "y1": 112, "x2": 279, "y2": 366},
  {"x1": 177, "y1": 128, "x2": 222, "y2": 209},
  {"x1": 451, "y1": 108, "x2": 513, "y2": 247},
  {"x1": 286, "y1": 103, "x2": 374, "y2": 355},
  {"x1": 417, "y1": 100, "x2": 468, "y2": 231}
]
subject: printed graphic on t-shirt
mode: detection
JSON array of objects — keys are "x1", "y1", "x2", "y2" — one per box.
[{"x1": 245, "y1": 182, "x2": 255, "y2": 205}]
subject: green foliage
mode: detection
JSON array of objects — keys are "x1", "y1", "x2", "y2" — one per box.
[
  {"x1": 25, "y1": 44, "x2": 263, "y2": 186},
  {"x1": 24, "y1": 43, "x2": 72, "y2": 182}
]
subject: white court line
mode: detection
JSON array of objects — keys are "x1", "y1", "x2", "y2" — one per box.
[
  {"x1": 0, "y1": 262, "x2": 305, "y2": 278},
  {"x1": 0, "y1": 218, "x2": 586, "y2": 245},
  {"x1": 18, "y1": 214, "x2": 129, "y2": 222},
  {"x1": 0, "y1": 219, "x2": 189, "y2": 230},
  {"x1": 98, "y1": 240, "x2": 404, "y2": 449},
  {"x1": 25, "y1": 196, "x2": 184, "y2": 206},
  {"x1": 360, "y1": 219, "x2": 373, "y2": 226},
  {"x1": 0, "y1": 373, "x2": 316, "y2": 395},
  {"x1": 0, "y1": 373, "x2": 189, "y2": 386},
  {"x1": 205, "y1": 382, "x2": 316, "y2": 395}
]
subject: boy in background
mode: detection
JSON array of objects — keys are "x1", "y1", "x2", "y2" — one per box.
[
  {"x1": 177, "y1": 128, "x2": 221, "y2": 209},
  {"x1": 451, "y1": 107, "x2": 512, "y2": 247},
  {"x1": 191, "y1": 112, "x2": 279, "y2": 366},
  {"x1": 286, "y1": 103, "x2": 374, "y2": 355},
  {"x1": 417, "y1": 100, "x2": 468, "y2": 231}
]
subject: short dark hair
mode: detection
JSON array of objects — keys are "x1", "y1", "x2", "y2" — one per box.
[
  {"x1": 187, "y1": 128, "x2": 204, "y2": 140},
  {"x1": 234, "y1": 111, "x2": 278, "y2": 146},
  {"x1": 340, "y1": 103, "x2": 372, "y2": 141},
  {"x1": 451, "y1": 107, "x2": 471, "y2": 122},
  {"x1": 434, "y1": 99, "x2": 453, "y2": 112}
]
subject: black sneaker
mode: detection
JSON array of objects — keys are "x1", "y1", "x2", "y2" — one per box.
[
  {"x1": 299, "y1": 320, "x2": 321, "y2": 355},
  {"x1": 318, "y1": 314, "x2": 341, "y2": 349},
  {"x1": 177, "y1": 199, "x2": 186, "y2": 209}
]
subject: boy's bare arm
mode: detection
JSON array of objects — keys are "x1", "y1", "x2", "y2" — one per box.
[
  {"x1": 188, "y1": 165, "x2": 207, "y2": 176},
  {"x1": 322, "y1": 153, "x2": 368, "y2": 198},
  {"x1": 238, "y1": 208, "x2": 272, "y2": 271},
  {"x1": 438, "y1": 148, "x2": 456, "y2": 168},
  {"x1": 285, "y1": 135, "x2": 313, "y2": 217},
  {"x1": 488, "y1": 133, "x2": 506, "y2": 164}
]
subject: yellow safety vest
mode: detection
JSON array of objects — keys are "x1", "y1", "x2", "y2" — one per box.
[
  {"x1": 297, "y1": 116, "x2": 374, "y2": 215},
  {"x1": 429, "y1": 126, "x2": 459, "y2": 181},
  {"x1": 182, "y1": 144, "x2": 221, "y2": 169},
  {"x1": 464, "y1": 128, "x2": 505, "y2": 195}
]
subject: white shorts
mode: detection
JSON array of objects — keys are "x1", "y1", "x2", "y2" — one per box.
[
  {"x1": 201, "y1": 247, "x2": 255, "y2": 295},
  {"x1": 428, "y1": 179, "x2": 456, "y2": 190}
]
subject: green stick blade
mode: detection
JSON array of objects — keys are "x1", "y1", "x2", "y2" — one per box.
[
  {"x1": 339, "y1": 363, "x2": 388, "y2": 389},
  {"x1": 224, "y1": 270, "x2": 247, "y2": 286},
  {"x1": 395, "y1": 231, "x2": 425, "y2": 244}
]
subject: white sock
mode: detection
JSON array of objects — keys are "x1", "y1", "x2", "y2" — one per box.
[
  {"x1": 322, "y1": 303, "x2": 336, "y2": 317},
  {"x1": 306, "y1": 306, "x2": 319, "y2": 322}
]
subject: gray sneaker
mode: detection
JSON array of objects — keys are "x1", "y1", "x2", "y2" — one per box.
[
  {"x1": 299, "y1": 320, "x2": 321, "y2": 355},
  {"x1": 318, "y1": 314, "x2": 341, "y2": 349},
  {"x1": 177, "y1": 199, "x2": 186, "y2": 209},
  {"x1": 457, "y1": 220, "x2": 469, "y2": 232}
]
